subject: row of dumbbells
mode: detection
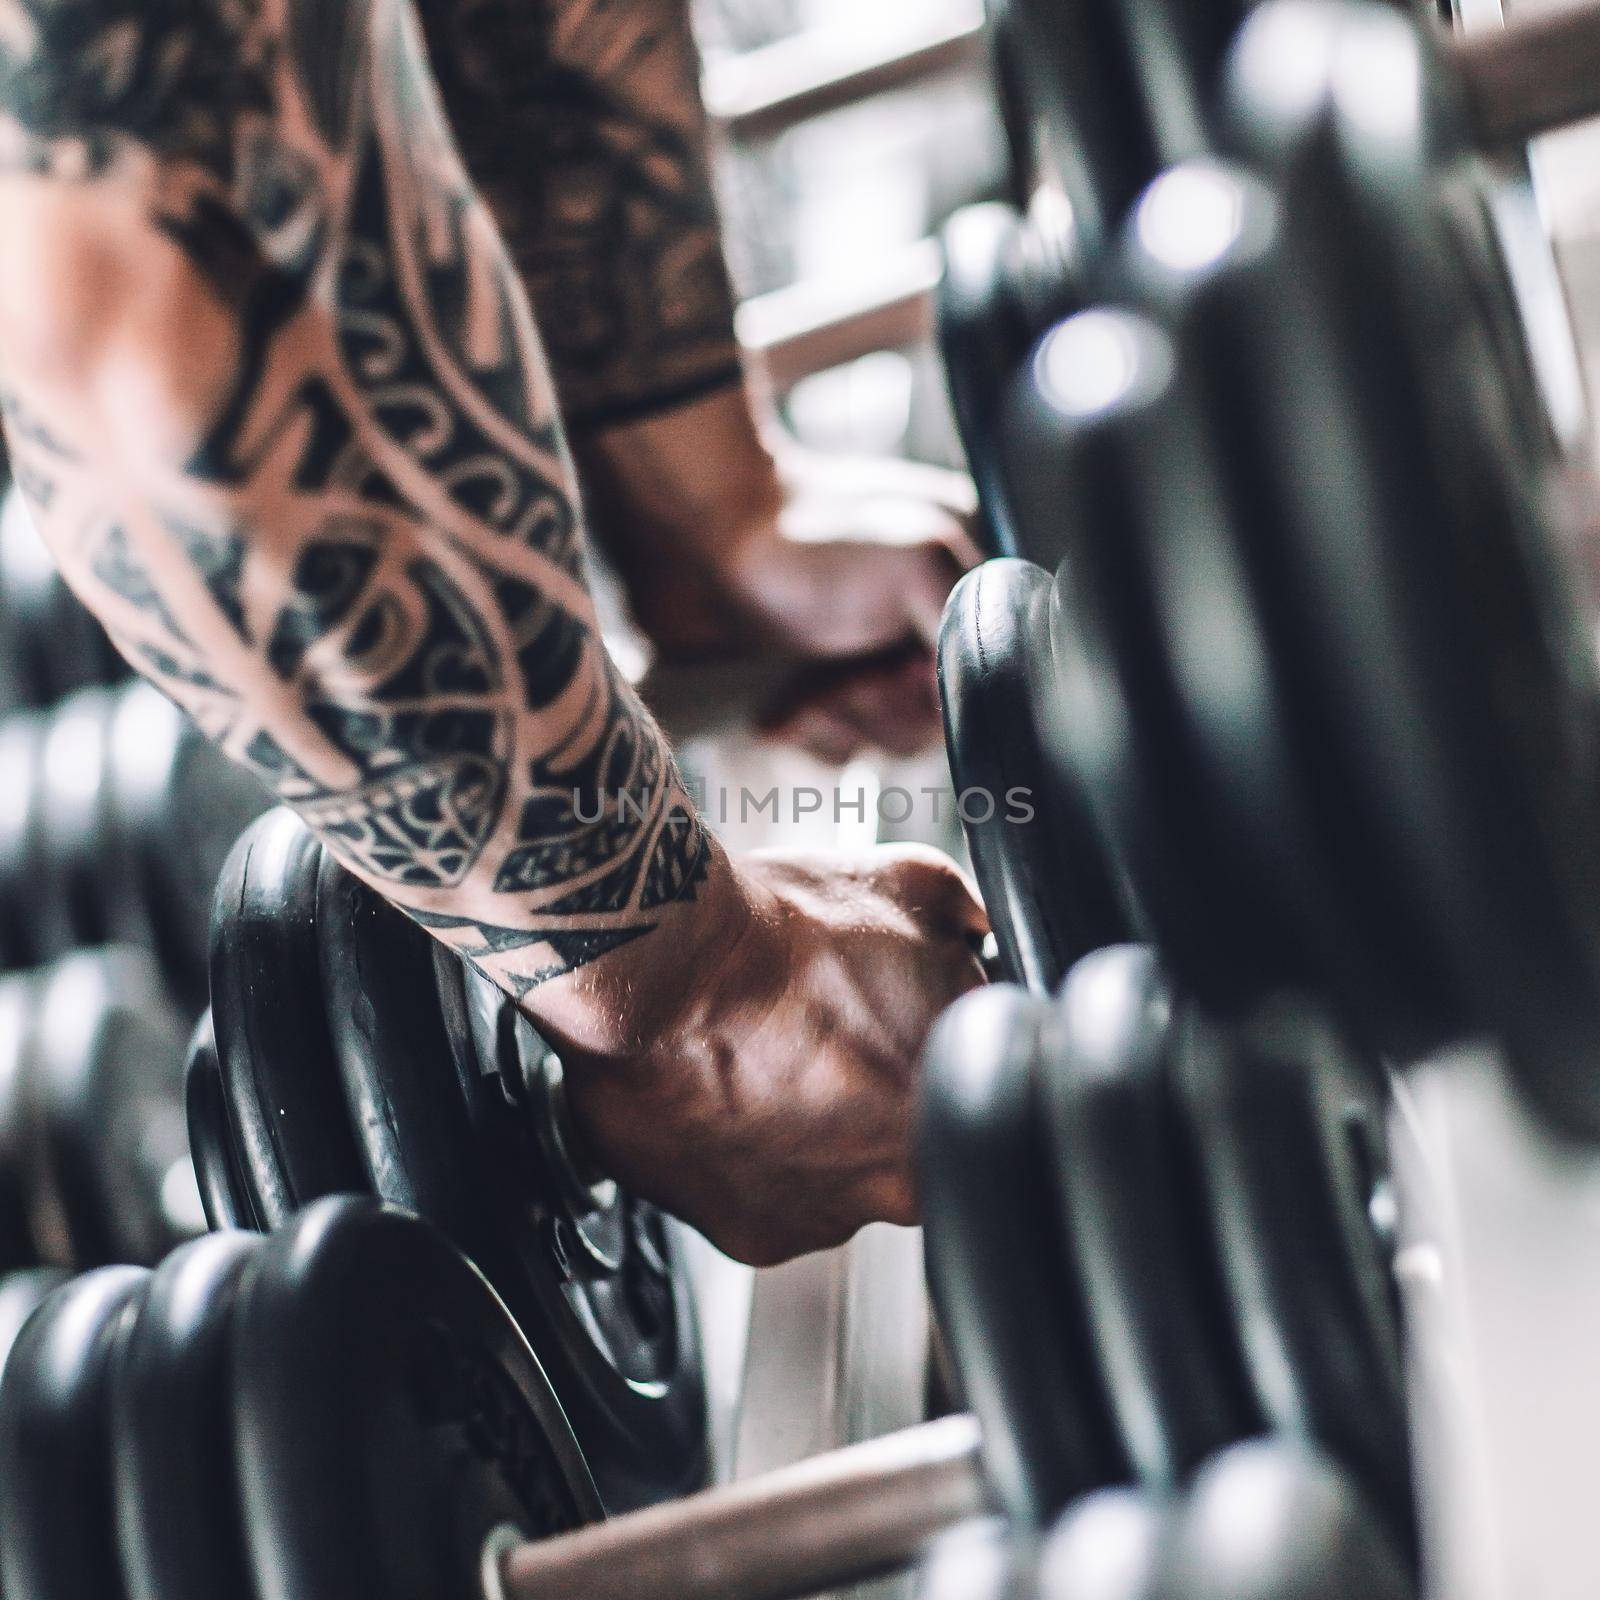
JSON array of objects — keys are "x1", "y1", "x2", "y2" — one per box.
[
  {"x1": 939, "y1": 0, "x2": 1600, "y2": 1137},
  {"x1": 0, "y1": 1192, "x2": 1411, "y2": 1600},
  {"x1": 175, "y1": 816, "x2": 1417, "y2": 1596},
  {"x1": 0, "y1": 486, "x2": 273, "y2": 1290},
  {"x1": 925, "y1": 0, "x2": 1600, "y2": 1595}
]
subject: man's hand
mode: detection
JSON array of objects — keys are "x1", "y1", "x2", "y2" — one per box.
[
  {"x1": 552, "y1": 844, "x2": 989, "y2": 1266},
  {"x1": 576, "y1": 383, "x2": 982, "y2": 764}
]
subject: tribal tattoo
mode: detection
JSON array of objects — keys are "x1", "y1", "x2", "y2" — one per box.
[
  {"x1": 414, "y1": 0, "x2": 743, "y2": 428},
  {"x1": 0, "y1": 0, "x2": 711, "y2": 995}
]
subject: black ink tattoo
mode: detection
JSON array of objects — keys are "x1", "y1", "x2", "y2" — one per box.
[
  {"x1": 415, "y1": 0, "x2": 742, "y2": 428},
  {"x1": 0, "y1": 0, "x2": 712, "y2": 992}
]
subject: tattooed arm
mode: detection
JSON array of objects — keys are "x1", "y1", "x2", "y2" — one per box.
[
  {"x1": 0, "y1": 0, "x2": 984, "y2": 1262},
  {"x1": 417, "y1": 0, "x2": 981, "y2": 762}
]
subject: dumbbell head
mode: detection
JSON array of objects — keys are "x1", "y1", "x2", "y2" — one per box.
[
  {"x1": 0, "y1": 1264, "x2": 149, "y2": 1600},
  {"x1": 1216, "y1": 0, "x2": 1600, "y2": 1133},
  {"x1": 1162, "y1": 1439, "x2": 1415, "y2": 1600},
  {"x1": 0, "y1": 1200, "x2": 603, "y2": 1600},
  {"x1": 1036, "y1": 1488, "x2": 1168, "y2": 1600},
  {"x1": 1173, "y1": 1000, "x2": 1414, "y2": 1551},
  {"x1": 0, "y1": 975, "x2": 40, "y2": 1270},
  {"x1": 206, "y1": 806, "x2": 708, "y2": 1512},
  {"x1": 111, "y1": 1231, "x2": 263, "y2": 1600},
  {"x1": 314, "y1": 843, "x2": 709, "y2": 1512},
  {"x1": 230, "y1": 1197, "x2": 602, "y2": 1600},
  {"x1": 0, "y1": 1266, "x2": 70, "y2": 1384},
  {"x1": 1108, "y1": 158, "x2": 1459, "y2": 1048},
  {"x1": 183, "y1": 1010, "x2": 260, "y2": 1234},
  {"x1": 919, "y1": 983, "x2": 1126, "y2": 1528},
  {"x1": 938, "y1": 202, "x2": 1080, "y2": 561},
  {"x1": 1047, "y1": 946, "x2": 1262, "y2": 1489},
  {"x1": 0, "y1": 679, "x2": 271, "y2": 1002},
  {"x1": 27, "y1": 947, "x2": 200, "y2": 1268},
  {"x1": 937, "y1": 559, "x2": 1130, "y2": 993},
  {"x1": 1006, "y1": 308, "x2": 1295, "y2": 1015},
  {"x1": 208, "y1": 807, "x2": 370, "y2": 1228},
  {"x1": 106, "y1": 681, "x2": 272, "y2": 1010}
]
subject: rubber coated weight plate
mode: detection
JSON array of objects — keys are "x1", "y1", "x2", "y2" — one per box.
[
  {"x1": 1163, "y1": 1439, "x2": 1415, "y2": 1599},
  {"x1": 0, "y1": 975, "x2": 41, "y2": 1267},
  {"x1": 939, "y1": 204, "x2": 1032, "y2": 560},
  {"x1": 921, "y1": 984, "x2": 1125, "y2": 1526},
  {"x1": 988, "y1": 0, "x2": 1162, "y2": 258},
  {"x1": 0, "y1": 713, "x2": 46, "y2": 968},
  {"x1": 0, "y1": 1266, "x2": 149, "y2": 1600},
  {"x1": 0, "y1": 1267, "x2": 70, "y2": 1381},
  {"x1": 31, "y1": 948, "x2": 196, "y2": 1266},
  {"x1": 209, "y1": 808, "x2": 370, "y2": 1227},
  {"x1": 320, "y1": 851, "x2": 708, "y2": 1512},
  {"x1": 231, "y1": 1197, "x2": 601, "y2": 1600},
  {"x1": 938, "y1": 204, "x2": 1080, "y2": 562},
  {"x1": 1047, "y1": 946, "x2": 1260, "y2": 1488},
  {"x1": 1174, "y1": 1001, "x2": 1413, "y2": 1548},
  {"x1": 107, "y1": 682, "x2": 271, "y2": 1011},
  {"x1": 1037, "y1": 1489, "x2": 1168, "y2": 1600},
  {"x1": 31, "y1": 687, "x2": 118, "y2": 960},
  {"x1": 111, "y1": 1232, "x2": 263, "y2": 1600},
  {"x1": 1009, "y1": 314, "x2": 1287, "y2": 1012},
  {"x1": 435, "y1": 950, "x2": 705, "y2": 1509},
  {"x1": 1114, "y1": 160, "x2": 1451, "y2": 1047},
  {"x1": 939, "y1": 561, "x2": 1129, "y2": 993},
  {"x1": 183, "y1": 1011, "x2": 259, "y2": 1233},
  {"x1": 1224, "y1": 0, "x2": 1600, "y2": 1133}
]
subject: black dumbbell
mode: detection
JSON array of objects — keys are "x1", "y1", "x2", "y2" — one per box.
[
  {"x1": 0, "y1": 1266, "x2": 70, "y2": 1383},
  {"x1": 938, "y1": 558, "x2": 1131, "y2": 993},
  {"x1": 182, "y1": 1011, "x2": 259, "y2": 1234},
  {"x1": 1211, "y1": 0, "x2": 1600, "y2": 1136},
  {"x1": 203, "y1": 806, "x2": 708, "y2": 1514},
  {"x1": 1046, "y1": 947, "x2": 1413, "y2": 1545},
  {"x1": 0, "y1": 680, "x2": 271, "y2": 1010},
  {"x1": 0, "y1": 485, "x2": 124, "y2": 714},
  {"x1": 920, "y1": 984, "x2": 1127, "y2": 1528},
  {"x1": 937, "y1": 201, "x2": 1080, "y2": 564},
  {"x1": 0, "y1": 1262, "x2": 148, "y2": 1600},
  {"x1": 1035, "y1": 1486, "x2": 1169, "y2": 1600},
  {"x1": 1157, "y1": 1439, "x2": 1415, "y2": 1600},
  {"x1": 0, "y1": 1198, "x2": 601, "y2": 1600},
  {"x1": 1174, "y1": 998, "x2": 1412, "y2": 1549},
  {"x1": 0, "y1": 949, "x2": 200, "y2": 1272},
  {"x1": 1047, "y1": 947, "x2": 1263, "y2": 1490},
  {"x1": 1005, "y1": 306, "x2": 1293, "y2": 1017}
]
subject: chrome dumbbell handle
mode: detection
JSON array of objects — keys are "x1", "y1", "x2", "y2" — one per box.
[{"x1": 491, "y1": 1415, "x2": 989, "y2": 1600}]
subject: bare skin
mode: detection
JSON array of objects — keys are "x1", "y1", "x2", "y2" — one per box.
[{"x1": 0, "y1": 0, "x2": 985, "y2": 1262}]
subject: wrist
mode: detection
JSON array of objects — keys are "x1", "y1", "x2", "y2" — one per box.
[
  {"x1": 573, "y1": 377, "x2": 783, "y2": 584},
  {"x1": 520, "y1": 838, "x2": 772, "y2": 1068}
]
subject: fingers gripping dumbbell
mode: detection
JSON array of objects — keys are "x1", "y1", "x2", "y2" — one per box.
[{"x1": 197, "y1": 807, "x2": 707, "y2": 1513}]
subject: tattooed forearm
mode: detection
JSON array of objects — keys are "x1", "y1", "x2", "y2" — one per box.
[
  {"x1": 414, "y1": 0, "x2": 742, "y2": 429},
  {"x1": 0, "y1": 0, "x2": 711, "y2": 997}
]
